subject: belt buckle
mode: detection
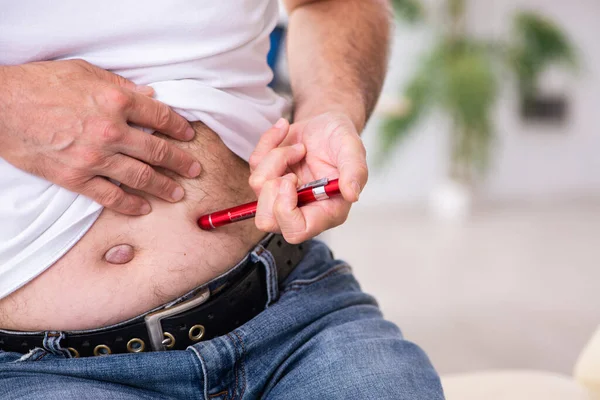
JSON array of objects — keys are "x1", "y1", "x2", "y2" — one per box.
[{"x1": 144, "y1": 288, "x2": 210, "y2": 351}]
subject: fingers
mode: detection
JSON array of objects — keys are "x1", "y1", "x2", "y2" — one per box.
[
  {"x1": 133, "y1": 85, "x2": 155, "y2": 97},
  {"x1": 254, "y1": 174, "x2": 298, "y2": 232},
  {"x1": 83, "y1": 60, "x2": 152, "y2": 95},
  {"x1": 274, "y1": 180, "x2": 350, "y2": 244},
  {"x1": 249, "y1": 118, "x2": 290, "y2": 172},
  {"x1": 126, "y1": 92, "x2": 195, "y2": 142},
  {"x1": 78, "y1": 176, "x2": 151, "y2": 216},
  {"x1": 272, "y1": 176, "x2": 306, "y2": 241},
  {"x1": 254, "y1": 173, "x2": 351, "y2": 244},
  {"x1": 119, "y1": 127, "x2": 201, "y2": 179},
  {"x1": 248, "y1": 143, "x2": 305, "y2": 196},
  {"x1": 332, "y1": 131, "x2": 368, "y2": 203},
  {"x1": 255, "y1": 173, "x2": 297, "y2": 233},
  {"x1": 100, "y1": 154, "x2": 187, "y2": 203}
]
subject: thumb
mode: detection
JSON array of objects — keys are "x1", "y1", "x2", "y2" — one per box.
[{"x1": 249, "y1": 118, "x2": 289, "y2": 171}]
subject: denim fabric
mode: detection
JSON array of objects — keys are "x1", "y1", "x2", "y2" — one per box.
[{"x1": 0, "y1": 240, "x2": 444, "y2": 399}]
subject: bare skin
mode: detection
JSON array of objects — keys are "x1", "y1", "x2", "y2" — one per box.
[
  {"x1": 0, "y1": 122, "x2": 265, "y2": 331},
  {"x1": 0, "y1": 0, "x2": 391, "y2": 332},
  {"x1": 0, "y1": 59, "x2": 201, "y2": 216},
  {"x1": 248, "y1": 0, "x2": 391, "y2": 243}
]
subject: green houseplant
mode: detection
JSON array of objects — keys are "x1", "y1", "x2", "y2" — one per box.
[{"x1": 382, "y1": 0, "x2": 577, "y2": 187}]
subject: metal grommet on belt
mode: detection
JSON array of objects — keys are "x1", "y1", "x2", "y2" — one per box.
[
  {"x1": 162, "y1": 332, "x2": 176, "y2": 349},
  {"x1": 188, "y1": 325, "x2": 205, "y2": 341},
  {"x1": 126, "y1": 338, "x2": 145, "y2": 353},
  {"x1": 93, "y1": 344, "x2": 112, "y2": 356},
  {"x1": 67, "y1": 347, "x2": 80, "y2": 358},
  {"x1": 0, "y1": 235, "x2": 303, "y2": 357}
]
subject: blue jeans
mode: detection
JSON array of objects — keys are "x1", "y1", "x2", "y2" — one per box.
[{"x1": 0, "y1": 240, "x2": 444, "y2": 399}]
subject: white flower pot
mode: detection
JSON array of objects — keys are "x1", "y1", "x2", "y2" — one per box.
[{"x1": 429, "y1": 178, "x2": 472, "y2": 221}]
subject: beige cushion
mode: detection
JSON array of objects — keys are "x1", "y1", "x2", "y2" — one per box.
[
  {"x1": 575, "y1": 326, "x2": 600, "y2": 397},
  {"x1": 442, "y1": 370, "x2": 593, "y2": 400}
]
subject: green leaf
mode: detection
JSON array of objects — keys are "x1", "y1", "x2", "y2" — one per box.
[
  {"x1": 441, "y1": 42, "x2": 497, "y2": 175},
  {"x1": 378, "y1": 48, "x2": 439, "y2": 162},
  {"x1": 510, "y1": 11, "x2": 577, "y2": 96},
  {"x1": 390, "y1": 0, "x2": 425, "y2": 23},
  {"x1": 378, "y1": 7, "x2": 577, "y2": 178},
  {"x1": 443, "y1": 43, "x2": 497, "y2": 125}
]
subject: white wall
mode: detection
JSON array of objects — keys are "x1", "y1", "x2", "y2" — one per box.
[{"x1": 359, "y1": 0, "x2": 600, "y2": 207}]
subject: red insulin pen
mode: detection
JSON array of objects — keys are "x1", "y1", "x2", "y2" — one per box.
[{"x1": 198, "y1": 178, "x2": 340, "y2": 230}]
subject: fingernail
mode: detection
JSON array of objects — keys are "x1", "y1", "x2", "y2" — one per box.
[
  {"x1": 351, "y1": 181, "x2": 361, "y2": 200},
  {"x1": 185, "y1": 127, "x2": 195, "y2": 140},
  {"x1": 135, "y1": 85, "x2": 154, "y2": 95},
  {"x1": 140, "y1": 203, "x2": 151, "y2": 215},
  {"x1": 274, "y1": 118, "x2": 287, "y2": 129},
  {"x1": 188, "y1": 162, "x2": 201, "y2": 177},
  {"x1": 171, "y1": 186, "x2": 185, "y2": 201}
]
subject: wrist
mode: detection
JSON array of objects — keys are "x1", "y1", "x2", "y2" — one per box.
[{"x1": 293, "y1": 98, "x2": 366, "y2": 133}]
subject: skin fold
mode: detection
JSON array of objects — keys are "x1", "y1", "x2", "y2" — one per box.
[{"x1": 0, "y1": 0, "x2": 392, "y2": 331}]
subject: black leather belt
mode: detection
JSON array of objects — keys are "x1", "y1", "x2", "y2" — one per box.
[{"x1": 0, "y1": 234, "x2": 306, "y2": 358}]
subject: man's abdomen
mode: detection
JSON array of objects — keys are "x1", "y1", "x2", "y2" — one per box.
[{"x1": 0, "y1": 122, "x2": 265, "y2": 331}]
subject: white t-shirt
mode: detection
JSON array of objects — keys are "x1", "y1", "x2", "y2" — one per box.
[{"x1": 0, "y1": 1, "x2": 288, "y2": 299}]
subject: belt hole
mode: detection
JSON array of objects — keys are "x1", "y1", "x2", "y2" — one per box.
[
  {"x1": 189, "y1": 325, "x2": 205, "y2": 341},
  {"x1": 298, "y1": 244, "x2": 304, "y2": 251},
  {"x1": 126, "y1": 338, "x2": 145, "y2": 353},
  {"x1": 93, "y1": 344, "x2": 112, "y2": 356},
  {"x1": 67, "y1": 347, "x2": 80, "y2": 358},
  {"x1": 277, "y1": 240, "x2": 282, "y2": 247},
  {"x1": 162, "y1": 332, "x2": 176, "y2": 349},
  {"x1": 286, "y1": 259, "x2": 292, "y2": 267}
]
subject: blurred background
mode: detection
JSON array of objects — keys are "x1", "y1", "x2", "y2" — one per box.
[{"x1": 272, "y1": 0, "x2": 599, "y2": 380}]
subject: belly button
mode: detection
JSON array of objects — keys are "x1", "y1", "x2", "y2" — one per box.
[{"x1": 104, "y1": 244, "x2": 135, "y2": 264}]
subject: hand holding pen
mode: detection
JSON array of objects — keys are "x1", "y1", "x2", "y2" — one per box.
[
  {"x1": 223, "y1": 114, "x2": 367, "y2": 244},
  {"x1": 198, "y1": 178, "x2": 341, "y2": 230}
]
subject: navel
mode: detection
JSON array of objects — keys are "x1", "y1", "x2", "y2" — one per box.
[{"x1": 104, "y1": 244, "x2": 135, "y2": 264}]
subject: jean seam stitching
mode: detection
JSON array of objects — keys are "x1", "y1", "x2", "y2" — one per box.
[
  {"x1": 282, "y1": 264, "x2": 351, "y2": 293},
  {"x1": 208, "y1": 390, "x2": 229, "y2": 400},
  {"x1": 269, "y1": 253, "x2": 278, "y2": 305},
  {"x1": 188, "y1": 346, "x2": 210, "y2": 400},
  {"x1": 257, "y1": 250, "x2": 278, "y2": 306},
  {"x1": 226, "y1": 333, "x2": 240, "y2": 400},
  {"x1": 232, "y1": 330, "x2": 247, "y2": 400}
]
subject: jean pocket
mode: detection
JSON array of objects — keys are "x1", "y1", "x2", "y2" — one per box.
[{"x1": 281, "y1": 261, "x2": 352, "y2": 294}]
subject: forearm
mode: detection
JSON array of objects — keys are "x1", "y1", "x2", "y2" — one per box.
[{"x1": 285, "y1": 0, "x2": 392, "y2": 132}]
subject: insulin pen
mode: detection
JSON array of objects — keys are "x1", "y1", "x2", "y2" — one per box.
[{"x1": 198, "y1": 178, "x2": 340, "y2": 230}]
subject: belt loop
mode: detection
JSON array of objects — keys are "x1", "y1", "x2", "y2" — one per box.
[
  {"x1": 42, "y1": 331, "x2": 70, "y2": 358},
  {"x1": 251, "y1": 244, "x2": 279, "y2": 307}
]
